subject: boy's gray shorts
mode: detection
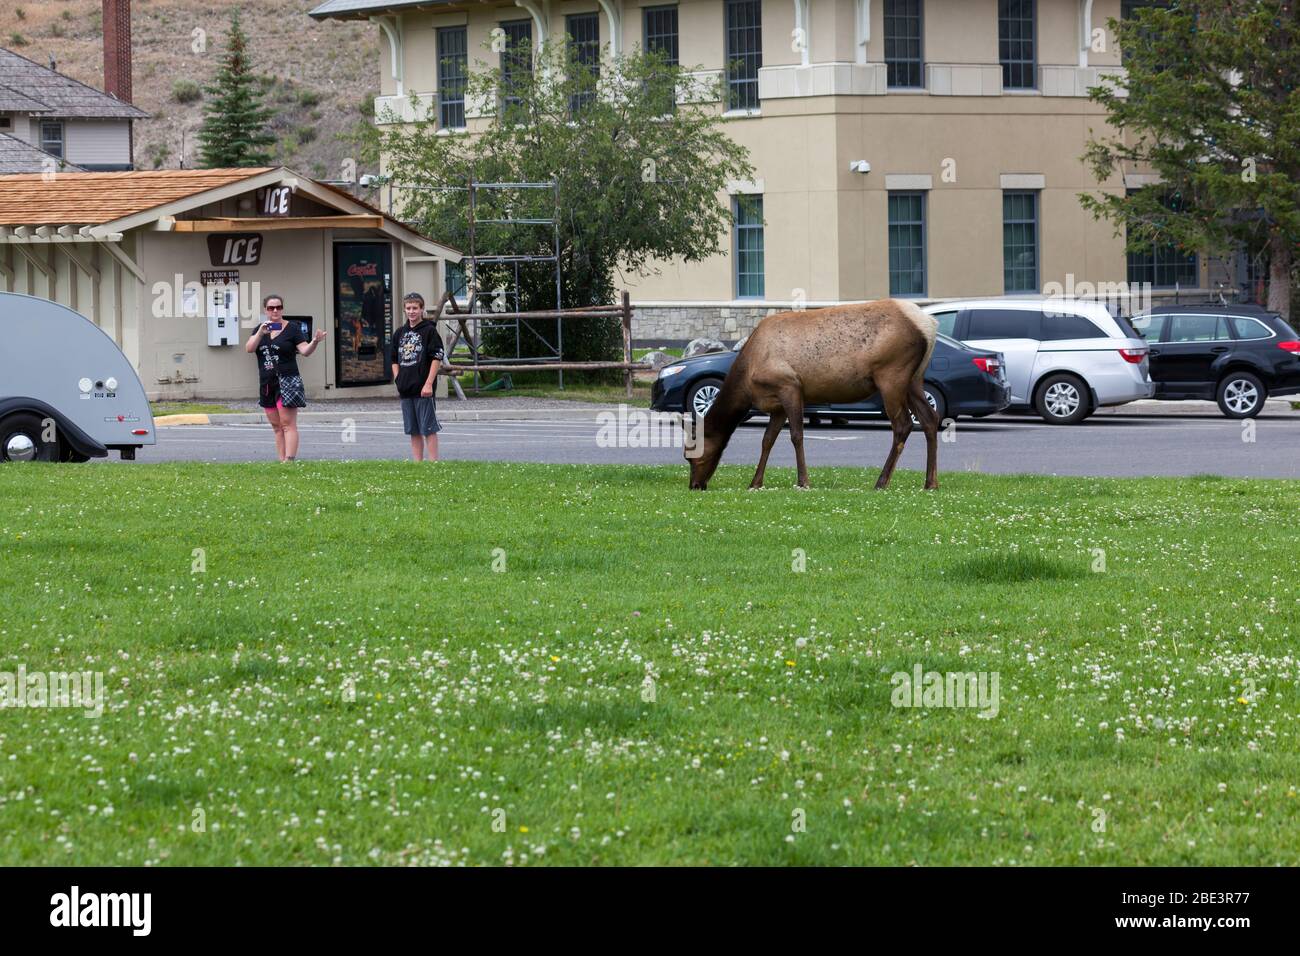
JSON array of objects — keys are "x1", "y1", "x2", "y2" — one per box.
[{"x1": 400, "y1": 397, "x2": 442, "y2": 436}]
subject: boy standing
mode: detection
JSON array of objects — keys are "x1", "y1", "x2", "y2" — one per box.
[{"x1": 389, "y1": 292, "x2": 444, "y2": 461}]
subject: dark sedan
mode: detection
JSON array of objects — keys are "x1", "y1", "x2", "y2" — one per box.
[
  {"x1": 1130, "y1": 304, "x2": 1300, "y2": 417},
  {"x1": 650, "y1": 333, "x2": 1012, "y2": 422}
]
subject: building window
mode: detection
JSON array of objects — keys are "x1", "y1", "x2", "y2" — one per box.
[
  {"x1": 1003, "y1": 190, "x2": 1039, "y2": 293},
  {"x1": 1127, "y1": 244, "x2": 1198, "y2": 289},
  {"x1": 1120, "y1": 0, "x2": 1172, "y2": 67},
  {"x1": 446, "y1": 261, "x2": 468, "y2": 299},
  {"x1": 566, "y1": 12, "x2": 600, "y2": 115},
  {"x1": 500, "y1": 19, "x2": 533, "y2": 121},
  {"x1": 733, "y1": 194, "x2": 764, "y2": 299},
  {"x1": 884, "y1": 0, "x2": 924, "y2": 89},
  {"x1": 888, "y1": 191, "x2": 927, "y2": 297},
  {"x1": 998, "y1": 0, "x2": 1036, "y2": 90},
  {"x1": 725, "y1": 0, "x2": 762, "y2": 111},
  {"x1": 437, "y1": 26, "x2": 467, "y2": 129},
  {"x1": 40, "y1": 120, "x2": 64, "y2": 158},
  {"x1": 644, "y1": 5, "x2": 679, "y2": 113},
  {"x1": 1125, "y1": 189, "x2": 1198, "y2": 288}
]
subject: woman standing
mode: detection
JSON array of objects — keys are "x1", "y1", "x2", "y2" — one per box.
[{"x1": 245, "y1": 293, "x2": 326, "y2": 461}]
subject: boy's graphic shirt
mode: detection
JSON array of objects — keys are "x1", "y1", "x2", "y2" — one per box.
[{"x1": 390, "y1": 320, "x2": 444, "y2": 397}]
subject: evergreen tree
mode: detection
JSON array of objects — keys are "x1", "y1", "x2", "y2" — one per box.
[
  {"x1": 196, "y1": 9, "x2": 276, "y2": 168},
  {"x1": 1082, "y1": 1, "x2": 1300, "y2": 317}
]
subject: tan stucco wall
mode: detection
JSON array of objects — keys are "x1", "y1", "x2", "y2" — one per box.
[{"x1": 135, "y1": 225, "x2": 447, "y2": 402}]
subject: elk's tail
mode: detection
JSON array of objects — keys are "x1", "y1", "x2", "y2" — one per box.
[{"x1": 897, "y1": 300, "x2": 939, "y2": 383}]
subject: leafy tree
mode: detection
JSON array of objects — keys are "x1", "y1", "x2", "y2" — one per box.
[
  {"x1": 1081, "y1": 0, "x2": 1300, "y2": 317},
  {"x1": 197, "y1": 9, "x2": 276, "y2": 168},
  {"x1": 370, "y1": 39, "x2": 754, "y2": 363}
]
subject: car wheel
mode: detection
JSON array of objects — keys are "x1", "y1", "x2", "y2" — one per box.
[
  {"x1": 685, "y1": 377, "x2": 724, "y2": 418},
  {"x1": 1216, "y1": 371, "x2": 1265, "y2": 418},
  {"x1": 911, "y1": 386, "x2": 946, "y2": 426},
  {"x1": 0, "y1": 412, "x2": 59, "y2": 462},
  {"x1": 1034, "y1": 374, "x2": 1090, "y2": 425}
]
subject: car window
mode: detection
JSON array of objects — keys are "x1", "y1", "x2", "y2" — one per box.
[
  {"x1": 1230, "y1": 316, "x2": 1273, "y2": 340},
  {"x1": 1114, "y1": 315, "x2": 1141, "y2": 339},
  {"x1": 1128, "y1": 314, "x2": 1162, "y2": 340},
  {"x1": 930, "y1": 310, "x2": 959, "y2": 337},
  {"x1": 1040, "y1": 313, "x2": 1105, "y2": 341},
  {"x1": 967, "y1": 309, "x2": 1035, "y2": 339},
  {"x1": 1166, "y1": 314, "x2": 1228, "y2": 343}
]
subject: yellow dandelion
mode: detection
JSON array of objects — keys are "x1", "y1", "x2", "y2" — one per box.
[
  {"x1": 519, "y1": 825, "x2": 529, "y2": 833},
  {"x1": 786, "y1": 660, "x2": 796, "y2": 667}
]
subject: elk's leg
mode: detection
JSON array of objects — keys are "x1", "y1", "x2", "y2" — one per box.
[
  {"x1": 777, "y1": 389, "x2": 809, "y2": 488},
  {"x1": 907, "y1": 380, "x2": 940, "y2": 490},
  {"x1": 749, "y1": 409, "x2": 788, "y2": 489},
  {"x1": 875, "y1": 379, "x2": 914, "y2": 490}
]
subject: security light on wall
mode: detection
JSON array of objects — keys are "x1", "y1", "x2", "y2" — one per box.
[{"x1": 849, "y1": 160, "x2": 871, "y2": 174}]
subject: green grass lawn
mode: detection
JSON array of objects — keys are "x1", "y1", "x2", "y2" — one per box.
[
  {"x1": 1, "y1": 461, "x2": 1297, "y2": 865},
  {"x1": 451, "y1": 379, "x2": 653, "y2": 404},
  {"x1": 149, "y1": 402, "x2": 234, "y2": 417}
]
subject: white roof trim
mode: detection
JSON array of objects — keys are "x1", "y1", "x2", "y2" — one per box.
[{"x1": 89, "y1": 166, "x2": 460, "y2": 259}]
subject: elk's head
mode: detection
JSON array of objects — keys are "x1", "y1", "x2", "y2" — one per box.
[{"x1": 685, "y1": 413, "x2": 725, "y2": 490}]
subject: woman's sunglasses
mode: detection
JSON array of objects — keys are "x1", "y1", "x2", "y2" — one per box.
[{"x1": 265, "y1": 305, "x2": 284, "y2": 311}]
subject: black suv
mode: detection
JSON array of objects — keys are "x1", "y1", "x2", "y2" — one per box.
[{"x1": 1129, "y1": 305, "x2": 1300, "y2": 418}]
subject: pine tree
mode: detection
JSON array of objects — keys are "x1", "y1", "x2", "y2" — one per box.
[{"x1": 196, "y1": 9, "x2": 276, "y2": 168}]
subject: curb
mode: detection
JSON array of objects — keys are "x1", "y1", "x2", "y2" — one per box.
[{"x1": 153, "y1": 413, "x2": 212, "y2": 426}]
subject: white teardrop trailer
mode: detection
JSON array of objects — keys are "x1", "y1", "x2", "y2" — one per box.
[{"x1": 0, "y1": 292, "x2": 155, "y2": 462}]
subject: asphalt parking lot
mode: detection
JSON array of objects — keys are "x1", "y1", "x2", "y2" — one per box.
[{"x1": 124, "y1": 409, "x2": 1300, "y2": 478}]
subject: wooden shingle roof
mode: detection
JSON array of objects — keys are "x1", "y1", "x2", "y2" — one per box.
[{"x1": 0, "y1": 168, "x2": 270, "y2": 225}]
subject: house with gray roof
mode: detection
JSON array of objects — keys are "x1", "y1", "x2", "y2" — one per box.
[{"x1": 0, "y1": 46, "x2": 147, "y2": 174}]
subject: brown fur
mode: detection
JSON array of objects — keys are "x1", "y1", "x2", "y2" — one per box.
[{"x1": 686, "y1": 299, "x2": 940, "y2": 491}]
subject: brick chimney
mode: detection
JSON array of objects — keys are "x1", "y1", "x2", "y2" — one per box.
[{"x1": 102, "y1": 0, "x2": 132, "y2": 103}]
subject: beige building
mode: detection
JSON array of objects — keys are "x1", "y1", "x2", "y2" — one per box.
[
  {"x1": 310, "y1": 0, "x2": 1223, "y2": 341},
  {"x1": 0, "y1": 167, "x2": 459, "y2": 400}
]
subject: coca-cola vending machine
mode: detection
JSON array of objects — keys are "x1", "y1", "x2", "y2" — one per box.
[{"x1": 332, "y1": 242, "x2": 393, "y2": 386}]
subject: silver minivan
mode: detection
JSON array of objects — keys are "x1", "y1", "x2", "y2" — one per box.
[{"x1": 923, "y1": 298, "x2": 1155, "y2": 424}]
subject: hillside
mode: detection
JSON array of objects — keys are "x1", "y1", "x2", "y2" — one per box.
[{"x1": 0, "y1": 0, "x2": 379, "y2": 177}]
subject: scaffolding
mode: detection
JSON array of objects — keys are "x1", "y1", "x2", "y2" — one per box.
[
  {"x1": 461, "y1": 178, "x2": 565, "y2": 388},
  {"x1": 376, "y1": 176, "x2": 642, "y2": 397}
]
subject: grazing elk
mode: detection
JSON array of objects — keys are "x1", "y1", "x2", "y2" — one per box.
[{"x1": 686, "y1": 299, "x2": 940, "y2": 491}]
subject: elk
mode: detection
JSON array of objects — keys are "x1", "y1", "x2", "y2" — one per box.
[{"x1": 686, "y1": 299, "x2": 940, "y2": 491}]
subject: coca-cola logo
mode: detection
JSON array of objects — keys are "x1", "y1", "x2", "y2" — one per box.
[{"x1": 347, "y1": 263, "x2": 378, "y2": 278}]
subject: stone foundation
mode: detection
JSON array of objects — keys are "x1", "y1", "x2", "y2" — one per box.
[{"x1": 632, "y1": 304, "x2": 785, "y2": 344}]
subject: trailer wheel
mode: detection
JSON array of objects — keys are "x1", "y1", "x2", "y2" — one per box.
[{"x1": 0, "y1": 413, "x2": 58, "y2": 462}]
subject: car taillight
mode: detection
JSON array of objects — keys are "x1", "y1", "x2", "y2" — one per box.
[
  {"x1": 1118, "y1": 348, "x2": 1147, "y2": 364},
  {"x1": 972, "y1": 356, "x2": 1001, "y2": 375},
  {"x1": 132, "y1": 429, "x2": 148, "y2": 435},
  {"x1": 1278, "y1": 340, "x2": 1300, "y2": 353}
]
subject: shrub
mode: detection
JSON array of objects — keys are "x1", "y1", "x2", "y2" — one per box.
[{"x1": 172, "y1": 79, "x2": 202, "y2": 104}]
